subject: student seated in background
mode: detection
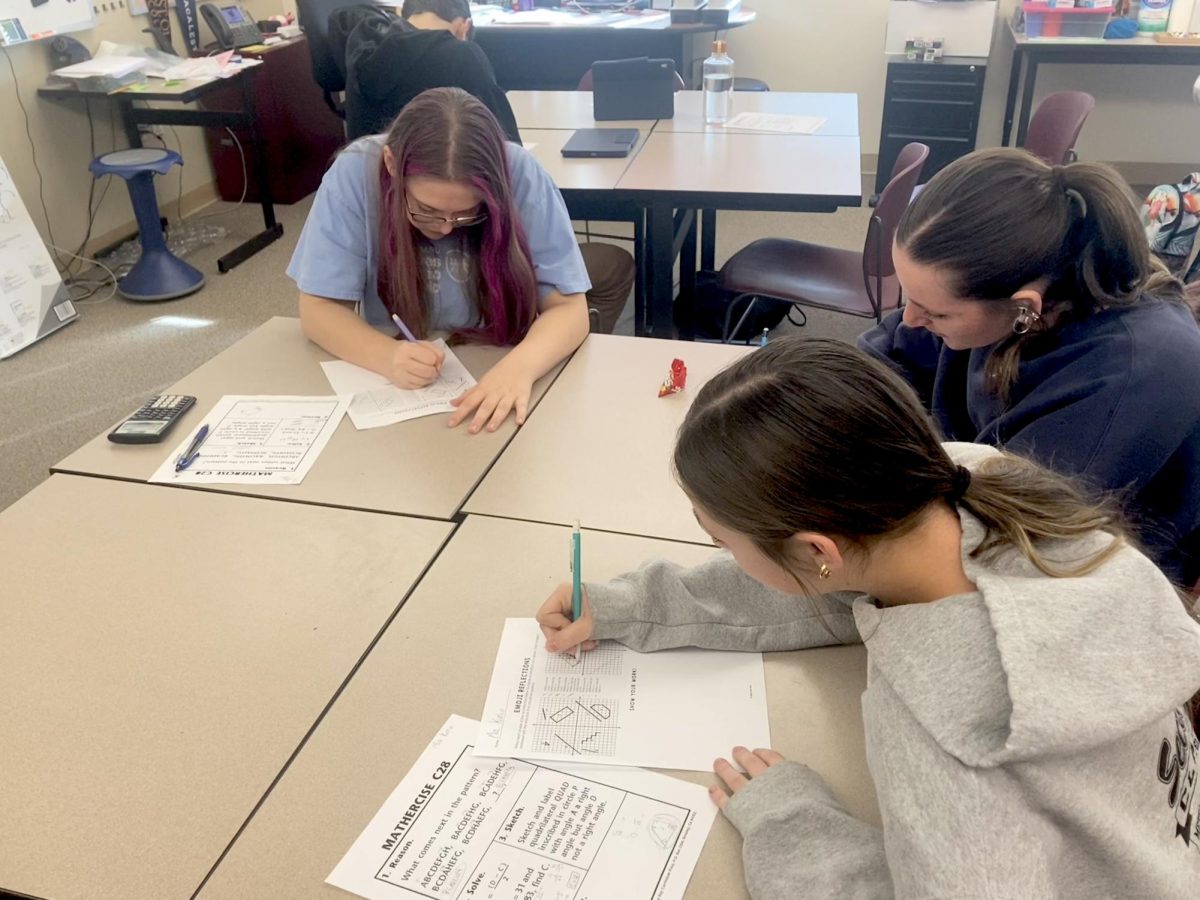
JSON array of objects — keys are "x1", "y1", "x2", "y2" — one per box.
[
  {"x1": 289, "y1": 88, "x2": 588, "y2": 434},
  {"x1": 343, "y1": 0, "x2": 635, "y2": 334},
  {"x1": 859, "y1": 148, "x2": 1200, "y2": 586},
  {"x1": 539, "y1": 337, "x2": 1200, "y2": 900}
]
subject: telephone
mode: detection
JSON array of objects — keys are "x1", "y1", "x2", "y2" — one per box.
[{"x1": 199, "y1": 2, "x2": 264, "y2": 49}]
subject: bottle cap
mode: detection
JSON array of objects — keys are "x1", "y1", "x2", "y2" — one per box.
[{"x1": 713, "y1": 39, "x2": 728, "y2": 53}]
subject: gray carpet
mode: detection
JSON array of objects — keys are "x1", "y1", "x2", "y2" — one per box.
[{"x1": 0, "y1": 195, "x2": 874, "y2": 513}]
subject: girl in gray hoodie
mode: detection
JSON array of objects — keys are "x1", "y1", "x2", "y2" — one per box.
[{"x1": 538, "y1": 337, "x2": 1200, "y2": 899}]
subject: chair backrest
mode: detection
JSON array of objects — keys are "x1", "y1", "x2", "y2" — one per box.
[
  {"x1": 297, "y1": 0, "x2": 371, "y2": 94},
  {"x1": 1023, "y1": 91, "x2": 1095, "y2": 165},
  {"x1": 576, "y1": 66, "x2": 686, "y2": 92},
  {"x1": 864, "y1": 142, "x2": 929, "y2": 280}
]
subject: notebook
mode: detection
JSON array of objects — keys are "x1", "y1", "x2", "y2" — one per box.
[{"x1": 560, "y1": 128, "x2": 640, "y2": 158}]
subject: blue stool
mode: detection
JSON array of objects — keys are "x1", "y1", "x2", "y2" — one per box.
[{"x1": 89, "y1": 148, "x2": 204, "y2": 301}]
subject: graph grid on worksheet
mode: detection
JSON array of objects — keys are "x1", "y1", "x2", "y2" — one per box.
[
  {"x1": 543, "y1": 642, "x2": 625, "y2": 677},
  {"x1": 532, "y1": 695, "x2": 621, "y2": 758}
]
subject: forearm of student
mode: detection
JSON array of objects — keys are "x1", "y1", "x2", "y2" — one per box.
[
  {"x1": 298, "y1": 293, "x2": 396, "y2": 376},
  {"x1": 587, "y1": 555, "x2": 862, "y2": 653},
  {"x1": 505, "y1": 291, "x2": 589, "y2": 381}
]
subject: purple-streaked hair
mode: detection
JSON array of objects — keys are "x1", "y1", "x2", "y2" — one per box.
[{"x1": 377, "y1": 87, "x2": 538, "y2": 345}]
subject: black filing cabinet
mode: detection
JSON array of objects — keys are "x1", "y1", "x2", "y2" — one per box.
[{"x1": 876, "y1": 56, "x2": 986, "y2": 194}]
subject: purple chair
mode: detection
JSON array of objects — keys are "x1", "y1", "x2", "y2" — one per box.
[
  {"x1": 1023, "y1": 91, "x2": 1095, "y2": 165},
  {"x1": 716, "y1": 142, "x2": 929, "y2": 338}
]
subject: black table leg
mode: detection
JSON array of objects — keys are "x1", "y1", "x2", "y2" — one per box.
[
  {"x1": 700, "y1": 208, "x2": 717, "y2": 272},
  {"x1": 646, "y1": 200, "x2": 676, "y2": 336},
  {"x1": 1015, "y1": 54, "x2": 1039, "y2": 148},
  {"x1": 117, "y1": 97, "x2": 143, "y2": 148},
  {"x1": 217, "y1": 70, "x2": 283, "y2": 273},
  {"x1": 633, "y1": 209, "x2": 647, "y2": 336},
  {"x1": 677, "y1": 208, "x2": 698, "y2": 340},
  {"x1": 1002, "y1": 47, "x2": 1023, "y2": 147}
]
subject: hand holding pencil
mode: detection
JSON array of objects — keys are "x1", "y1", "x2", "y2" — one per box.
[{"x1": 536, "y1": 582, "x2": 597, "y2": 656}]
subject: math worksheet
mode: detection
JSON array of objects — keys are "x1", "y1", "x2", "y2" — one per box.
[
  {"x1": 328, "y1": 715, "x2": 716, "y2": 900},
  {"x1": 477, "y1": 619, "x2": 770, "y2": 772},
  {"x1": 320, "y1": 339, "x2": 477, "y2": 430},
  {"x1": 149, "y1": 395, "x2": 348, "y2": 485}
]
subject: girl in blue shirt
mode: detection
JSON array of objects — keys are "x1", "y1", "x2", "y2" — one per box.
[{"x1": 288, "y1": 87, "x2": 590, "y2": 434}]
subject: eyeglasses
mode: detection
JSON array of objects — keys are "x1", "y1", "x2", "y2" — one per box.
[{"x1": 405, "y1": 196, "x2": 488, "y2": 229}]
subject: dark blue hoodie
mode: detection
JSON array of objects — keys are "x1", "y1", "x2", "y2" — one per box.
[{"x1": 859, "y1": 299, "x2": 1200, "y2": 585}]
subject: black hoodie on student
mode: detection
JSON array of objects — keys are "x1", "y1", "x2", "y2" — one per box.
[{"x1": 344, "y1": 17, "x2": 522, "y2": 143}]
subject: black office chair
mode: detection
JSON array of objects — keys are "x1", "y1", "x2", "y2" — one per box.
[{"x1": 296, "y1": 0, "x2": 377, "y2": 118}]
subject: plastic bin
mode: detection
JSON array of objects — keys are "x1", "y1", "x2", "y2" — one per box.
[{"x1": 1023, "y1": 3, "x2": 1113, "y2": 39}]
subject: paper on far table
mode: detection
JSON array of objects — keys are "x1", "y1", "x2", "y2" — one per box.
[
  {"x1": 723, "y1": 112, "x2": 827, "y2": 135},
  {"x1": 477, "y1": 619, "x2": 770, "y2": 772},
  {"x1": 328, "y1": 714, "x2": 716, "y2": 900},
  {"x1": 320, "y1": 339, "x2": 477, "y2": 430},
  {"x1": 148, "y1": 395, "x2": 348, "y2": 485}
]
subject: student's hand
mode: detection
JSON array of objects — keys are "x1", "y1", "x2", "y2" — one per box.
[
  {"x1": 447, "y1": 358, "x2": 534, "y2": 433},
  {"x1": 389, "y1": 340, "x2": 445, "y2": 389},
  {"x1": 537, "y1": 582, "x2": 599, "y2": 655},
  {"x1": 710, "y1": 747, "x2": 788, "y2": 812}
]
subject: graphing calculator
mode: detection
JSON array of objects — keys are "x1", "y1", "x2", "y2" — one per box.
[{"x1": 107, "y1": 395, "x2": 196, "y2": 444}]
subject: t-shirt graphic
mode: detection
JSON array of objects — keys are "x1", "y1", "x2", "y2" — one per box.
[{"x1": 1156, "y1": 709, "x2": 1200, "y2": 853}]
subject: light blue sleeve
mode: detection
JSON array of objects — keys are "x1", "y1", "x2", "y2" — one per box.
[
  {"x1": 286, "y1": 141, "x2": 380, "y2": 306},
  {"x1": 505, "y1": 143, "x2": 592, "y2": 301}
]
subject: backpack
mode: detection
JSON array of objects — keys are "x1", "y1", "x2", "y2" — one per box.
[
  {"x1": 676, "y1": 269, "x2": 790, "y2": 342},
  {"x1": 1141, "y1": 174, "x2": 1200, "y2": 283}
]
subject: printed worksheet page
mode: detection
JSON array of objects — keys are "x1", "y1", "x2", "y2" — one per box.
[
  {"x1": 328, "y1": 715, "x2": 716, "y2": 900},
  {"x1": 477, "y1": 619, "x2": 770, "y2": 772},
  {"x1": 320, "y1": 339, "x2": 477, "y2": 430},
  {"x1": 149, "y1": 395, "x2": 348, "y2": 485}
]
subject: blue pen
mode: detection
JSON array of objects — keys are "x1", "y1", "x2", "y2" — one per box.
[
  {"x1": 391, "y1": 313, "x2": 418, "y2": 343},
  {"x1": 570, "y1": 521, "x2": 582, "y2": 660},
  {"x1": 175, "y1": 424, "x2": 210, "y2": 472}
]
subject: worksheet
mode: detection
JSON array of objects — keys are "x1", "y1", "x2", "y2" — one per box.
[
  {"x1": 477, "y1": 619, "x2": 770, "y2": 772},
  {"x1": 722, "y1": 112, "x2": 826, "y2": 135},
  {"x1": 328, "y1": 715, "x2": 716, "y2": 900},
  {"x1": 149, "y1": 395, "x2": 348, "y2": 485},
  {"x1": 320, "y1": 339, "x2": 477, "y2": 430}
]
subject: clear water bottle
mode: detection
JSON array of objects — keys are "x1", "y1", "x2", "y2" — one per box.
[{"x1": 703, "y1": 40, "x2": 734, "y2": 125}]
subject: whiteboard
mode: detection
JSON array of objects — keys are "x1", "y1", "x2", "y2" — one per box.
[{"x1": 0, "y1": 0, "x2": 97, "y2": 46}]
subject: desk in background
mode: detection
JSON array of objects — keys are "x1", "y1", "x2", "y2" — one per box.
[
  {"x1": 474, "y1": 5, "x2": 756, "y2": 90},
  {"x1": 195, "y1": 516, "x2": 877, "y2": 899},
  {"x1": 1002, "y1": 23, "x2": 1200, "y2": 148},
  {"x1": 52, "y1": 317, "x2": 564, "y2": 520},
  {"x1": 39, "y1": 66, "x2": 283, "y2": 273},
  {"x1": 0, "y1": 474, "x2": 452, "y2": 900},
  {"x1": 466, "y1": 333, "x2": 752, "y2": 543}
]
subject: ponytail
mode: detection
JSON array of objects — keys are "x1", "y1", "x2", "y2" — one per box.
[
  {"x1": 897, "y1": 148, "x2": 1187, "y2": 402},
  {"x1": 675, "y1": 337, "x2": 1127, "y2": 588}
]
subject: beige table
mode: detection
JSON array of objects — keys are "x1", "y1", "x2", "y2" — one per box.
[
  {"x1": 510, "y1": 89, "x2": 653, "y2": 131},
  {"x1": 466, "y1": 333, "x2": 750, "y2": 544},
  {"x1": 53, "y1": 316, "x2": 560, "y2": 519},
  {"x1": 522, "y1": 127, "x2": 646, "y2": 191},
  {"x1": 197, "y1": 516, "x2": 875, "y2": 899},
  {"x1": 0, "y1": 474, "x2": 453, "y2": 900},
  {"x1": 661, "y1": 91, "x2": 861, "y2": 137}
]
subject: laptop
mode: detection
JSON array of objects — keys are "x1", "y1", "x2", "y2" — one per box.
[
  {"x1": 592, "y1": 57, "x2": 676, "y2": 121},
  {"x1": 560, "y1": 128, "x2": 640, "y2": 158}
]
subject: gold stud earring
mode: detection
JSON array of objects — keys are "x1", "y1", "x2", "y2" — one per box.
[{"x1": 818, "y1": 563, "x2": 832, "y2": 580}]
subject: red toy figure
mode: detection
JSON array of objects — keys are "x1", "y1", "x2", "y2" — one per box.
[{"x1": 658, "y1": 358, "x2": 688, "y2": 397}]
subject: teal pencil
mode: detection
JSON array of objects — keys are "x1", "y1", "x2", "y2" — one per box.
[{"x1": 571, "y1": 521, "x2": 582, "y2": 660}]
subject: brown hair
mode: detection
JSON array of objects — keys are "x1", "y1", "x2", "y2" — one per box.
[
  {"x1": 673, "y1": 337, "x2": 1125, "y2": 591},
  {"x1": 896, "y1": 148, "x2": 1185, "y2": 401},
  {"x1": 376, "y1": 87, "x2": 537, "y2": 345}
]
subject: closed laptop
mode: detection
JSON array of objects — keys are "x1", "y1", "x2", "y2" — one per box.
[
  {"x1": 591, "y1": 57, "x2": 676, "y2": 121},
  {"x1": 560, "y1": 128, "x2": 640, "y2": 158}
]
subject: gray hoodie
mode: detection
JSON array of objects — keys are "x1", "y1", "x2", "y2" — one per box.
[{"x1": 586, "y1": 444, "x2": 1200, "y2": 899}]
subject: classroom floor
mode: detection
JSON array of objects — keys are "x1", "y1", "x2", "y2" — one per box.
[{"x1": 0, "y1": 195, "x2": 874, "y2": 514}]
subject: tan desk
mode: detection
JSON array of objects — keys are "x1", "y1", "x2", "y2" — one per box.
[
  {"x1": 0, "y1": 474, "x2": 453, "y2": 900},
  {"x1": 197, "y1": 516, "x2": 875, "y2": 899},
  {"x1": 53, "y1": 317, "x2": 560, "y2": 519},
  {"x1": 661, "y1": 91, "x2": 861, "y2": 137},
  {"x1": 510, "y1": 89, "x2": 652, "y2": 131},
  {"x1": 465, "y1": 333, "x2": 751, "y2": 544}
]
